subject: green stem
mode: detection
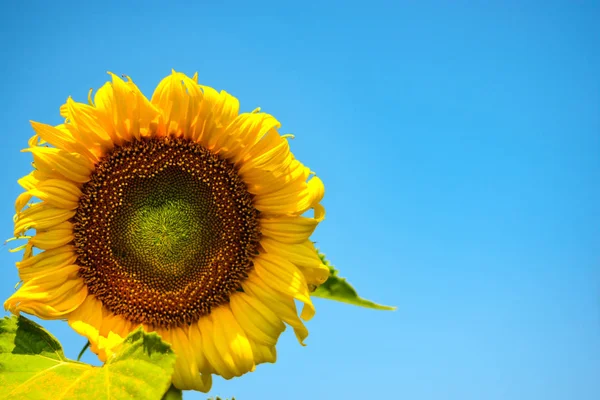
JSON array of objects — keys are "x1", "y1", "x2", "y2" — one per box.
[{"x1": 76, "y1": 340, "x2": 90, "y2": 361}]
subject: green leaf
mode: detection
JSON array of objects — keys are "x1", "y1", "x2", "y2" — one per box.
[
  {"x1": 311, "y1": 251, "x2": 396, "y2": 311},
  {"x1": 0, "y1": 315, "x2": 176, "y2": 400},
  {"x1": 161, "y1": 385, "x2": 183, "y2": 400}
]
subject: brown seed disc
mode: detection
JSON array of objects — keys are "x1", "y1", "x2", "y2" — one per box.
[{"x1": 73, "y1": 137, "x2": 261, "y2": 328}]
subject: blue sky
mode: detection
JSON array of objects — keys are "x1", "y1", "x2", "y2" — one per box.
[{"x1": 1, "y1": 1, "x2": 599, "y2": 399}]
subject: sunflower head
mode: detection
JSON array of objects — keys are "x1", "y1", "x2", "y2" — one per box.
[{"x1": 6, "y1": 71, "x2": 329, "y2": 392}]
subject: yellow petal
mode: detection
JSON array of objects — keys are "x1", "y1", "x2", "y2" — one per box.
[
  {"x1": 313, "y1": 203, "x2": 326, "y2": 222},
  {"x1": 71, "y1": 297, "x2": 134, "y2": 363},
  {"x1": 29, "y1": 222, "x2": 74, "y2": 250},
  {"x1": 211, "y1": 305, "x2": 255, "y2": 376},
  {"x1": 252, "y1": 185, "x2": 312, "y2": 215},
  {"x1": 219, "y1": 113, "x2": 281, "y2": 163},
  {"x1": 307, "y1": 175, "x2": 325, "y2": 207},
  {"x1": 4, "y1": 264, "x2": 87, "y2": 319},
  {"x1": 68, "y1": 295, "x2": 116, "y2": 362},
  {"x1": 65, "y1": 97, "x2": 113, "y2": 152},
  {"x1": 300, "y1": 263, "x2": 330, "y2": 288},
  {"x1": 151, "y1": 71, "x2": 204, "y2": 137},
  {"x1": 199, "y1": 85, "x2": 239, "y2": 127},
  {"x1": 253, "y1": 175, "x2": 323, "y2": 216},
  {"x1": 25, "y1": 146, "x2": 93, "y2": 183},
  {"x1": 19, "y1": 260, "x2": 79, "y2": 285},
  {"x1": 28, "y1": 179, "x2": 82, "y2": 210},
  {"x1": 14, "y1": 204, "x2": 76, "y2": 236},
  {"x1": 242, "y1": 273, "x2": 309, "y2": 345},
  {"x1": 230, "y1": 292, "x2": 283, "y2": 346},
  {"x1": 260, "y1": 215, "x2": 318, "y2": 244},
  {"x1": 198, "y1": 314, "x2": 235, "y2": 379},
  {"x1": 15, "y1": 192, "x2": 33, "y2": 213},
  {"x1": 253, "y1": 253, "x2": 315, "y2": 321},
  {"x1": 237, "y1": 130, "x2": 291, "y2": 175},
  {"x1": 108, "y1": 73, "x2": 137, "y2": 141},
  {"x1": 16, "y1": 244, "x2": 76, "y2": 271},
  {"x1": 270, "y1": 240, "x2": 330, "y2": 287},
  {"x1": 107, "y1": 72, "x2": 161, "y2": 141},
  {"x1": 261, "y1": 238, "x2": 323, "y2": 269},
  {"x1": 248, "y1": 339, "x2": 277, "y2": 365},
  {"x1": 18, "y1": 170, "x2": 42, "y2": 190},
  {"x1": 194, "y1": 86, "x2": 241, "y2": 151},
  {"x1": 242, "y1": 159, "x2": 310, "y2": 196},
  {"x1": 30, "y1": 121, "x2": 97, "y2": 162},
  {"x1": 98, "y1": 311, "x2": 134, "y2": 340},
  {"x1": 93, "y1": 82, "x2": 123, "y2": 145},
  {"x1": 232, "y1": 292, "x2": 285, "y2": 333},
  {"x1": 60, "y1": 103, "x2": 68, "y2": 119},
  {"x1": 188, "y1": 323, "x2": 214, "y2": 390}
]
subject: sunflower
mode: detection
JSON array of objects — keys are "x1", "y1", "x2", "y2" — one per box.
[{"x1": 5, "y1": 71, "x2": 328, "y2": 392}]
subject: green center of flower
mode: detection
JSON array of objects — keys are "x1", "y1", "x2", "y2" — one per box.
[
  {"x1": 110, "y1": 166, "x2": 223, "y2": 285},
  {"x1": 128, "y1": 197, "x2": 198, "y2": 270},
  {"x1": 133, "y1": 198, "x2": 195, "y2": 264},
  {"x1": 73, "y1": 137, "x2": 261, "y2": 327}
]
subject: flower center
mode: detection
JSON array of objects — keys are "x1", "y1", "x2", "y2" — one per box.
[{"x1": 73, "y1": 137, "x2": 261, "y2": 328}]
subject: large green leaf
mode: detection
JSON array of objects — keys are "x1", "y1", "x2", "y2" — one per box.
[
  {"x1": 312, "y1": 251, "x2": 396, "y2": 311},
  {"x1": 0, "y1": 315, "x2": 176, "y2": 400}
]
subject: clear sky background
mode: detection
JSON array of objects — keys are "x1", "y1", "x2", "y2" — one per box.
[{"x1": 1, "y1": 1, "x2": 599, "y2": 399}]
